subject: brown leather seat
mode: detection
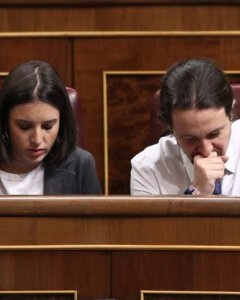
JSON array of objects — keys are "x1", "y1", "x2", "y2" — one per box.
[
  {"x1": 231, "y1": 83, "x2": 240, "y2": 121},
  {"x1": 149, "y1": 84, "x2": 240, "y2": 145},
  {"x1": 148, "y1": 89, "x2": 168, "y2": 145},
  {"x1": 66, "y1": 87, "x2": 85, "y2": 148}
]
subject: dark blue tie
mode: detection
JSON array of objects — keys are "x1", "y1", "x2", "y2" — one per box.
[{"x1": 213, "y1": 180, "x2": 222, "y2": 195}]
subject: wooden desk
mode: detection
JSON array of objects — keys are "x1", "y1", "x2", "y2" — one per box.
[{"x1": 0, "y1": 196, "x2": 240, "y2": 300}]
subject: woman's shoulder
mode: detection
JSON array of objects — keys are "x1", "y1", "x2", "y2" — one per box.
[
  {"x1": 65, "y1": 147, "x2": 99, "y2": 170},
  {"x1": 67, "y1": 147, "x2": 95, "y2": 163},
  {"x1": 47, "y1": 147, "x2": 96, "y2": 174}
]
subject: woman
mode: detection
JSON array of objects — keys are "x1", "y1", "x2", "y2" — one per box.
[{"x1": 0, "y1": 60, "x2": 101, "y2": 194}]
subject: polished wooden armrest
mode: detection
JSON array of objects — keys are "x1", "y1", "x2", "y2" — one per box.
[{"x1": 0, "y1": 195, "x2": 239, "y2": 216}]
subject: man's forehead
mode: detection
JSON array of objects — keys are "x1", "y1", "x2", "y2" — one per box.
[{"x1": 171, "y1": 107, "x2": 228, "y2": 136}]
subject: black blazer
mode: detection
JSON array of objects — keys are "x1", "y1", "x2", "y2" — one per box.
[{"x1": 44, "y1": 148, "x2": 102, "y2": 194}]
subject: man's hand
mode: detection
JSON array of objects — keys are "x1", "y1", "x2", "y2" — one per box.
[{"x1": 192, "y1": 151, "x2": 228, "y2": 195}]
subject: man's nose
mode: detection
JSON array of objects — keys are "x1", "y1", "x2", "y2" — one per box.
[{"x1": 198, "y1": 139, "x2": 213, "y2": 157}]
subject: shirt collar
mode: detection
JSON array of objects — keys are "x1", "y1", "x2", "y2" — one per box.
[
  {"x1": 180, "y1": 148, "x2": 194, "y2": 182},
  {"x1": 224, "y1": 138, "x2": 235, "y2": 174}
]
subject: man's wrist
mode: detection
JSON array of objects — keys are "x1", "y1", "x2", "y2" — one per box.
[{"x1": 184, "y1": 184, "x2": 201, "y2": 195}]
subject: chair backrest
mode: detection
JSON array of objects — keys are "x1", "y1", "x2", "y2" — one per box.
[
  {"x1": 231, "y1": 83, "x2": 240, "y2": 121},
  {"x1": 149, "y1": 83, "x2": 240, "y2": 145},
  {"x1": 149, "y1": 89, "x2": 168, "y2": 145},
  {"x1": 66, "y1": 87, "x2": 85, "y2": 148}
]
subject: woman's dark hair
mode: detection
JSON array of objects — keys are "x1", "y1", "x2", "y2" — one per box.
[
  {"x1": 160, "y1": 57, "x2": 233, "y2": 126},
  {"x1": 0, "y1": 60, "x2": 76, "y2": 165}
]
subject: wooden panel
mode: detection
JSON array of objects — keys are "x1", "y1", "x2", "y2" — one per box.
[
  {"x1": 1, "y1": 0, "x2": 240, "y2": 5},
  {"x1": 0, "y1": 197, "x2": 240, "y2": 246},
  {"x1": 142, "y1": 291, "x2": 240, "y2": 300},
  {"x1": 3, "y1": 214, "x2": 240, "y2": 245},
  {"x1": 0, "y1": 197, "x2": 240, "y2": 300},
  {"x1": 0, "y1": 250, "x2": 109, "y2": 300},
  {"x1": 0, "y1": 291, "x2": 76, "y2": 300},
  {"x1": 0, "y1": 38, "x2": 72, "y2": 86},
  {"x1": 2, "y1": 6, "x2": 240, "y2": 31},
  {"x1": 112, "y1": 250, "x2": 240, "y2": 300},
  {"x1": 1, "y1": 249, "x2": 240, "y2": 300},
  {"x1": 106, "y1": 73, "x2": 162, "y2": 194}
]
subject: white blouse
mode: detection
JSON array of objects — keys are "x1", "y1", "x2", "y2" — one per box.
[{"x1": 0, "y1": 164, "x2": 44, "y2": 195}]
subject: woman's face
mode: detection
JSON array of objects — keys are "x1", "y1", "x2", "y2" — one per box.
[{"x1": 7, "y1": 100, "x2": 60, "y2": 173}]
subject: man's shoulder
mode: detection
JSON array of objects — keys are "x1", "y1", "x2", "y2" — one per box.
[
  {"x1": 131, "y1": 134, "x2": 179, "y2": 166},
  {"x1": 231, "y1": 119, "x2": 240, "y2": 131},
  {"x1": 230, "y1": 120, "x2": 240, "y2": 143}
]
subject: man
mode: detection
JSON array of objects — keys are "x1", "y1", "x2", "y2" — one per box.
[{"x1": 130, "y1": 58, "x2": 240, "y2": 196}]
